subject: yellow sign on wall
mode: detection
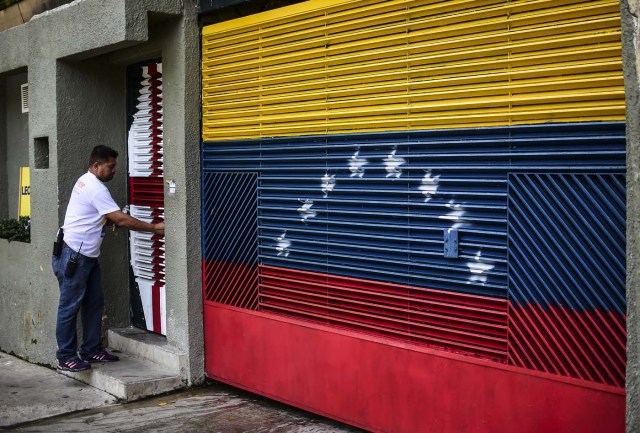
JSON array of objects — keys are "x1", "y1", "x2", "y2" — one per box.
[{"x1": 18, "y1": 166, "x2": 30, "y2": 217}]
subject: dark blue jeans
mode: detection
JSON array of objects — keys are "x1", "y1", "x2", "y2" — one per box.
[{"x1": 52, "y1": 244, "x2": 104, "y2": 362}]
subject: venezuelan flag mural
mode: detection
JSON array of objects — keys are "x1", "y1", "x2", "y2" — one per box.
[{"x1": 201, "y1": 1, "x2": 626, "y2": 432}]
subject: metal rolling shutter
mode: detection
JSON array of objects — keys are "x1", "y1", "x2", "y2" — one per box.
[
  {"x1": 202, "y1": 122, "x2": 626, "y2": 368},
  {"x1": 201, "y1": 0, "x2": 626, "y2": 386},
  {"x1": 508, "y1": 173, "x2": 626, "y2": 386},
  {"x1": 202, "y1": 0, "x2": 624, "y2": 140}
]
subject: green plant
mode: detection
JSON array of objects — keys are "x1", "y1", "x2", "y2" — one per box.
[
  {"x1": 0, "y1": 217, "x2": 31, "y2": 243},
  {"x1": 0, "y1": 0, "x2": 21, "y2": 12}
]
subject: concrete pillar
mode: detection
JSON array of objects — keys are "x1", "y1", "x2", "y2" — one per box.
[
  {"x1": 621, "y1": 1, "x2": 640, "y2": 432},
  {"x1": 161, "y1": 0, "x2": 204, "y2": 385}
]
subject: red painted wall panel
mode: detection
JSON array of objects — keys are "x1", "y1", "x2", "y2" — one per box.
[{"x1": 204, "y1": 303, "x2": 624, "y2": 433}]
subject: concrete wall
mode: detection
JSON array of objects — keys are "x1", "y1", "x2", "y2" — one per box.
[
  {"x1": 0, "y1": 0, "x2": 203, "y2": 384},
  {"x1": 5, "y1": 72, "x2": 29, "y2": 219},
  {"x1": 621, "y1": 1, "x2": 639, "y2": 432},
  {"x1": 0, "y1": 22, "x2": 35, "y2": 360},
  {"x1": 0, "y1": 78, "x2": 7, "y2": 219},
  {"x1": 0, "y1": 238, "x2": 50, "y2": 358}
]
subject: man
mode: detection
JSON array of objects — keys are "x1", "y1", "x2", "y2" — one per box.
[{"x1": 52, "y1": 145, "x2": 165, "y2": 372}]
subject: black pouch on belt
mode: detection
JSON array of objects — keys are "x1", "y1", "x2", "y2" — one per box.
[{"x1": 52, "y1": 228, "x2": 64, "y2": 257}]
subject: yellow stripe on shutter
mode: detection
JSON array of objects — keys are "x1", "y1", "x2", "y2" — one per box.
[{"x1": 202, "y1": 0, "x2": 624, "y2": 141}]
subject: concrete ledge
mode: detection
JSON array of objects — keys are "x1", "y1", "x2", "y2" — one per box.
[
  {"x1": 108, "y1": 327, "x2": 187, "y2": 378},
  {"x1": 0, "y1": 23, "x2": 28, "y2": 74},
  {"x1": 58, "y1": 351, "x2": 184, "y2": 401}
]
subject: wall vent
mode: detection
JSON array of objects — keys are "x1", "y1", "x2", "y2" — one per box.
[{"x1": 20, "y1": 83, "x2": 28, "y2": 113}]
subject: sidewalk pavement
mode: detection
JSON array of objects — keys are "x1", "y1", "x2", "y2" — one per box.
[
  {"x1": 0, "y1": 352, "x2": 364, "y2": 432},
  {"x1": 0, "y1": 351, "x2": 116, "y2": 427}
]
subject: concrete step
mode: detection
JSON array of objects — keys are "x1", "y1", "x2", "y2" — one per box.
[
  {"x1": 58, "y1": 351, "x2": 184, "y2": 402},
  {"x1": 107, "y1": 328, "x2": 187, "y2": 377}
]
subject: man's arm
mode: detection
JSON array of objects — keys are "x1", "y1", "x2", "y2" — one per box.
[{"x1": 105, "y1": 210, "x2": 165, "y2": 235}]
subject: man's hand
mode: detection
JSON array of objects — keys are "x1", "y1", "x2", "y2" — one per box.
[
  {"x1": 153, "y1": 222, "x2": 165, "y2": 236},
  {"x1": 106, "y1": 210, "x2": 165, "y2": 236}
]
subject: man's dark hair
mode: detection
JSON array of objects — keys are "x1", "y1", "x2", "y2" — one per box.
[{"x1": 89, "y1": 145, "x2": 119, "y2": 165}]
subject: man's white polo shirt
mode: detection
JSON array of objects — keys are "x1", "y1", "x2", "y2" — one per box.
[{"x1": 62, "y1": 171, "x2": 120, "y2": 258}]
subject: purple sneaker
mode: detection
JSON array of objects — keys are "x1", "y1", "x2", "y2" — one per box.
[
  {"x1": 83, "y1": 349, "x2": 120, "y2": 363},
  {"x1": 58, "y1": 357, "x2": 91, "y2": 372}
]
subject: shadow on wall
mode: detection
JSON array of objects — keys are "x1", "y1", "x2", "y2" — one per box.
[
  {"x1": 199, "y1": 0, "x2": 305, "y2": 26},
  {"x1": 0, "y1": 70, "x2": 29, "y2": 225}
]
